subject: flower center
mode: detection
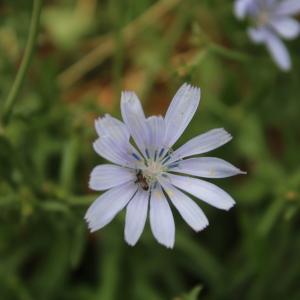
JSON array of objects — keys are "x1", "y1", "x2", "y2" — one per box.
[
  {"x1": 256, "y1": 10, "x2": 269, "y2": 26},
  {"x1": 143, "y1": 159, "x2": 165, "y2": 184},
  {"x1": 133, "y1": 148, "x2": 172, "y2": 190}
]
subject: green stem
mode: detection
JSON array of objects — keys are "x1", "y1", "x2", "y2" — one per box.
[
  {"x1": 208, "y1": 43, "x2": 251, "y2": 62},
  {"x1": 1, "y1": 0, "x2": 43, "y2": 125}
]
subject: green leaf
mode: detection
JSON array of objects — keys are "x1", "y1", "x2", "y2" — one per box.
[{"x1": 176, "y1": 285, "x2": 203, "y2": 300}]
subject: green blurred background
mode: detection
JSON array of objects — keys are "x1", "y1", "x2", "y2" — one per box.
[{"x1": 1, "y1": 0, "x2": 300, "y2": 299}]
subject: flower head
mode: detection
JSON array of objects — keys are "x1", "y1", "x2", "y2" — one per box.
[
  {"x1": 234, "y1": 0, "x2": 300, "y2": 71},
  {"x1": 85, "y1": 83, "x2": 245, "y2": 248}
]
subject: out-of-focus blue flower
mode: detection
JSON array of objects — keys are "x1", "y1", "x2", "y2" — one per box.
[
  {"x1": 235, "y1": 0, "x2": 300, "y2": 71},
  {"x1": 85, "y1": 83, "x2": 245, "y2": 248}
]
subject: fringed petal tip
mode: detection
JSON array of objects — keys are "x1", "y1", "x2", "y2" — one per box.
[
  {"x1": 164, "y1": 83, "x2": 201, "y2": 148},
  {"x1": 194, "y1": 220, "x2": 209, "y2": 233}
]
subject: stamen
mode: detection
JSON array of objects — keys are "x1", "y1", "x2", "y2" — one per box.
[
  {"x1": 168, "y1": 163, "x2": 179, "y2": 169},
  {"x1": 154, "y1": 150, "x2": 158, "y2": 161},
  {"x1": 159, "y1": 148, "x2": 164, "y2": 157},
  {"x1": 162, "y1": 155, "x2": 171, "y2": 164},
  {"x1": 132, "y1": 153, "x2": 141, "y2": 161},
  {"x1": 145, "y1": 148, "x2": 150, "y2": 159},
  {"x1": 161, "y1": 148, "x2": 174, "y2": 164}
]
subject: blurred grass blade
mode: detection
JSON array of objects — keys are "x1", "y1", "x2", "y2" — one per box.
[
  {"x1": 178, "y1": 285, "x2": 203, "y2": 300},
  {"x1": 1, "y1": 0, "x2": 43, "y2": 125}
]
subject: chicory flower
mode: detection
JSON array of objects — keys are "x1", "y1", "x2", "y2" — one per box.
[
  {"x1": 85, "y1": 83, "x2": 244, "y2": 248},
  {"x1": 235, "y1": 0, "x2": 300, "y2": 71}
]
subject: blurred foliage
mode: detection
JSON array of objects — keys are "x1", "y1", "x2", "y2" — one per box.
[{"x1": 1, "y1": 0, "x2": 300, "y2": 299}]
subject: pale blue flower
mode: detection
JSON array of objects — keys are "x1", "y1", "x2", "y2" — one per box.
[
  {"x1": 85, "y1": 83, "x2": 244, "y2": 248},
  {"x1": 235, "y1": 0, "x2": 300, "y2": 71}
]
